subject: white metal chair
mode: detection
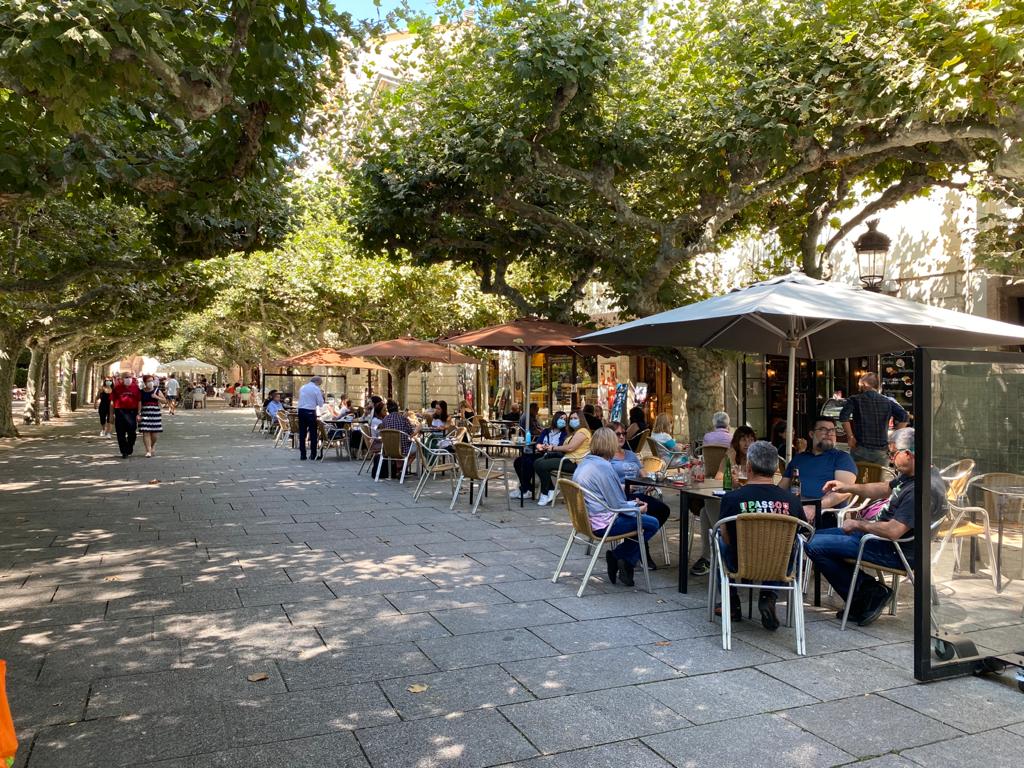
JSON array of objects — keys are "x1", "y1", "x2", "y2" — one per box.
[
  {"x1": 708, "y1": 513, "x2": 813, "y2": 654},
  {"x1": 412, "y1": 436, "x2": 458, "y2": 501},
  {"x1": 272, "y1": 411, "x2": 295, "y2": 448},
  {"x1": 552, "y1": 479, "x2": 651, "y2": 597},
  {"x1": 357, "y1": 424, "x2": 380, "y2": 476},
  {"x1": 316, "y1": 421, "x2": 346, "y2": 462},
  {"x1": 450, "y1": 442, "x2": 511, "y2": 515},
  {"x1": 548, "y1": 452, "x2": 585, "y2": 506}
]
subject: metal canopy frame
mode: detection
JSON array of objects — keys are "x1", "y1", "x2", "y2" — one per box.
[{"x1": 914, "y1": 347, "x2": 1024, "y2": 683}]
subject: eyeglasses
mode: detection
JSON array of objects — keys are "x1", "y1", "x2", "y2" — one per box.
[
  {"x1": 613, "y1": 431, "x2": 626, "y2": 437},
  {"x1": 814, "y1": 427, "x2": 837, "y2": 434},
  {"x1": 888, "y1": 448, "x2": 910, "y2": 459}
]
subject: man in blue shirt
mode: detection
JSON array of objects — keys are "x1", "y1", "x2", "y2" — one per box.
[
  {"x1": 779, "y1": 415, "x2": 857, "y2": 512},
  {"x1": 296, "y1": 375, "x2": 325, "y2": 461}
]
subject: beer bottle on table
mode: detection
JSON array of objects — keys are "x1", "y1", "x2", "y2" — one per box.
[
  {"x1": 791, "y1": 468, "x2": 801, "y2": 499},
  {"x1": 722, "y1": 455, "x2": 733, "y2": 491}
]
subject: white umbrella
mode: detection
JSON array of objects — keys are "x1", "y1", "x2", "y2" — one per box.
[
  {"x1": 156, "y1": 357, "x2": 218, "y2": 375},
  {"x1": 577, "y1": 271, "x2": 1024, "y2": 459}
]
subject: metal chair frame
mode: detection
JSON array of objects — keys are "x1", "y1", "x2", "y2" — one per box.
[
  {"x1": 450, "y1": 443, "x2": 511, "y2": 515},
  {"x1": 412, "y1": 437, "x2": 458, "y2": 501},
  {"x1": 375, "y1": 428, "x2": 415, "y2": 483}
]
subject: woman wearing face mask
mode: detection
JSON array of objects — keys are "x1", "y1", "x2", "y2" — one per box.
[
  {"x1": 533, "y1": 410, "x2": 592, "y2": 506},
  {"x1": 510, "y1": 411, "x2": 567, "y2": 501},
  {"x1": 95, "y1": 378, "x2": 114, "y2": 438},
  {"x1": 138, "y1": 375, "x2": 167, "y2": 457}
]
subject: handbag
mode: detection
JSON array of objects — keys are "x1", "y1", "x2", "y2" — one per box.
[{"x1": 0, "y1": 661, "x2": 17, "y2": 768}]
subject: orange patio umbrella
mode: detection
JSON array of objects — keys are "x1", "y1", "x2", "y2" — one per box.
[
  {"x1": 269, "y1": 348, "x2": 387, "y2": 370},
  {"x1": 443, "y1": 317, "x2": 628, "y2": 409},
  {"x1": 340, "y1": 336, "x2": 480, "y2": 365}
]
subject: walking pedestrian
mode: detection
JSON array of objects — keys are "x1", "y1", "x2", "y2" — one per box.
[
  {"x1": 840, "y1": 373, "x2": 910, "y2": 464},
  {"x1": 110, "y1": 371, "x2": 142, "y2": 458},
  {"x1": 139, "y1": 375, "x2": 166, "y2": 457},
  {"x1": 165, "y1": 374, "x2": 180, "y2": 415},
  {"x1": 95, "y1": 377, "x2": 113, "y2": 438},
  {"x1": 296, "y1": 375, "x2": 325, "y2": 461}
]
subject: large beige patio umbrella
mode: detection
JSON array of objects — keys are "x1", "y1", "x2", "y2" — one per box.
[{"x1": 577, "y1": 271, "x2": 1024, "y2": 459}]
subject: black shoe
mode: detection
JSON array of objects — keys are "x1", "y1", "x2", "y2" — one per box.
[
  {"x1": 300, "y1": 456, "x2": 307, "y2": 461},
  {"x1": 714, "y1": 602, "x2": 743, "y2": 621},
  {"x1": 605, "y1": 550, "x2": 618, "y2": 585},
  {"x1": 857, "y1": 586, "x2": 894, "y2": 627},
  {"x1": 759, "y1": 592, "x2": 780, "y2": 631},
  {"x1": 689, "y1": 558, "x2": 710, "y2": 577},
  {"x1": 618, "y1": 559, "x2": 635, "y2": 587},
  {"x1": 643, "y1": 548, "x2": 658, "y2": 570}
]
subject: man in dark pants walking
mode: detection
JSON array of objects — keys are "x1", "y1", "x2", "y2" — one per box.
[
  {"x1": 296, "y1": 375, "x2": 325, "y2": 460},
  {"x1": 110, "y1": 371, "x2": 142, "y2": 458}
]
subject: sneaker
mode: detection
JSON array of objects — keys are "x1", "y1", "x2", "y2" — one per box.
[
  {"x1": 537, "y1": 492, "x2": 553, "y2": 506},
  {"x1": 99, "y1": 430, "x2": 105, "y2": 437},
  {"x1": 689, "y1": 558, "x2": 710, "y2": 577},
  {"x1": 508, "y1": 488, "x2": 522, "y2": 499},
  {"x1": 758, "y1": 592, "x2": 780, "y2": 631},
  {"x1": 857, "y1": 586, "x2": 894, "y2": 627}
]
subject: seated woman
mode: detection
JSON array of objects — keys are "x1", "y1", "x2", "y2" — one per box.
[
  {"x1": 511, "y1": 412, "x2": 567, "y2": 500},
  {"x1": 624, "y1": 406, "x2": 648, "y2": 451},
  {"x1": 573, "y1": 428, "x2": 662, "y2": 587},
  {"x1": 457, "y1": 399, "x2": 475, "y2": 422},
  {"x1": 264, "y1": 390, "x2": 285, "y2": 421},
  {"x1": 533, "y1": 410, "x2": 591, "y2": 507},
  {"x1": 650, "y1": 413, "x2": 688, "y2": 466},
  {"x1": 609, "y1": 424, "x2": 671, "y2": 568},
  {"x1": 715, "y1": 425, "x2": 756, "y2": 479}
]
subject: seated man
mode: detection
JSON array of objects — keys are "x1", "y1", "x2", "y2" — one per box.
[
  {"x1": 702, "y1": 411, "x2": 733, "y2": 448},
  {"x1": 779, "y1": 415, "x2": 857, "y2": 514},
  {"x1": 806, "y1": 428, "x2": 947, "y2": 626},
  {"x1": 265, "y1": 390, "x2": 285, "y2": 421},
  {"x1": 718, "y1": 441, "x2": 804, "y2": 630},
  {"x1": 378, "y1": 399, "x2": 417, "y2": 476}
]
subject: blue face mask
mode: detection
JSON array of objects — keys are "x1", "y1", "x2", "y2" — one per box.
[
  {"x1": 555, "y1": 418, "x2": 566, "y2": 429},
  {"x1": 568, "y1": 417, "x2": 581, "y2": 430}
]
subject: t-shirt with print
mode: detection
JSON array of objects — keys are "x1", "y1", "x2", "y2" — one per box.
[
  {"x1": 718, "y1": 483, "x2": 803, "y2": 547},
  {"x1": 782, "y1": 449, "x2": 857, "y2": 501},
  {"x1": 876, "y1": 468, "x2": 948, "y2": 552}
]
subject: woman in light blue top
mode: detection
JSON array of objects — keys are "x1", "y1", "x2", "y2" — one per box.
[{"x1": 573, "y1": 428, "x2": 661, "y2": 587}]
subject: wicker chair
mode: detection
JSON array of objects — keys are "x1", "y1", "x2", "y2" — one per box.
[
  {"x1": 940, "y1": 459, "x2": 975, "y2": 504},
  {"x1": 273, "y1": 411, "x2": 295, "y2": 448},
  {"x1": 357, "y1": 425, "x2": 380, "y2": 476},
  {"x1": 551, "y1": 479, "x2": 651, "y2": 597},
  {"x1": 708, "y1": 513, "x2": 813, "y2": 654},
  {"x1": 375, "y1": 428, "x2": 415, "y2": 483},
  {"x1": 450, "y1": 443, "x2": 511, "y2": 515},
  {"x1": 548, "y1": 452, "x2": 585, "y2": 506},
  {"x1": 634, "y1": 455, "x2": 672, "y2": 566},
  {"x1": 412, "y1": 436, "x2": 458, "y2": 501},
  {"x1": 701, "y1": 445, "x2": 728, "y2": 478}
]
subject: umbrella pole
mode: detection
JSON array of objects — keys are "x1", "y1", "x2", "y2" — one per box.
[
  {"x1": 785, "y1": 340, "x2": 797, "y2": 464},
  {"x1": 523, "y1": 350, "x2": 530, "y2": 410}
]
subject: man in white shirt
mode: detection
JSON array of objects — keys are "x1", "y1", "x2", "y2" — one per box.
[
  {"x1": 165, "y1": 375, "x2": 180, "y2": 415},
  {"x1": 296, "y1": 375, "x2": 325, "y2": 461}
]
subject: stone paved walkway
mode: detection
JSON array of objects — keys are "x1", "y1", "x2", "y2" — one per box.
[{"x1": 1, "y1": 407, "x2": 1022, "y2": 768}]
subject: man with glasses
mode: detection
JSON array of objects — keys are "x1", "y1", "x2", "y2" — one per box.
[
  {"x1": 807, "y1": 428, "x2": 947, "y2": 626},
  {"x1": 779, "y1": 415, "x2": 857, "y2": 511}
]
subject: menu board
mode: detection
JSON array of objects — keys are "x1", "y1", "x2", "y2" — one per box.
[{"x1": 880, "y1": 352, "x2": 914, "y2": 418}]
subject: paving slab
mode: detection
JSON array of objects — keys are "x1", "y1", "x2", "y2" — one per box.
[
  {"x1": 641, "y1": 667, "x2": 817, "y2": 724},
  {"x1": 277, "y1": 642, "x2": 438, "y2": 690},
  {"x1": 880, "y1": 675, "x2": 1024, "y2": 733},
  {"x1": 527, "y1": 617, "x2": 666, "y2": 654},
  {"x1": 493, "y1": 740, "x2": 674, "y2": 768},
  {"x1": 384, "y1": 584, "x2": 512, "y2": 613},
  {"x1": 503, "y1": 647, "x2": 680, "y2": 698},
  {"x1": 499, "y1": 686, "x2": 689, "y2": 754},
  {"x1": 900, "y1": 728, "x2": 1024, "y2": 768},
  {"x1": 781, "y1": 693, "x2": 961, "y2": 757},
  {"x1": 757, "y1": 650, "x2": 916, "y2": 701},
  {"x1": 544, "y1": 592, "x2": 685, "y2": 621},
  {"x1": 141, "y1": 732, "x2": 369, "y2": 768},
  {"x1": 417, "y1": 628, "x2": 559, "y2": 670},
  {"x1": 356, "y1": 708, "x2": 538, "y2": 768},
  {"x1": 378, "y1": 665, "x2": 533, "y2": 719},
  {"x1": 317, "y1": 611, "x2": 451, "y2": 649},
  {"x1": 641, "y1": 635, "x2": 783, "y2": 675},
  {"x1": 430, "y1": 601, "x2": 575, "y2": 635},
  {"x1": 642, "y1": 713, "x2": 852, "y2": 768}
]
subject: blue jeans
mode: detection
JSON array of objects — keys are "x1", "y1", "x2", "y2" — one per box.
[
  {"x1": 297, "y1": 409, "x2": 318, "y2": 459},
  {"x1": 805, "y1": 527, "x2": 910, "y2": 601},
  {"x1": 593, "y1": 513, "x2": 661, "y2": 566}
]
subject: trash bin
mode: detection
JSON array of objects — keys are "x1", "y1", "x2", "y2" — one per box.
[{"x1": 70, "y1": 392, "x2": 78, "y2": 411}]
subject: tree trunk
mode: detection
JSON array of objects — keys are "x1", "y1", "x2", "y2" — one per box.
[
  {"x1": 680, "y1": 349, "x2": 727, "y2": 445},
  {"x1": 47, "y1": 350, "x2": 60, "y2": 419},
  {"x1": 57, "y1": 350, "x2": 73, "y2": 415},
  {"x1": 0, "y1": 331, "x2": 23, "y2": 438},
  {"x1": 74, "y1": 356, "x2": 90, "y2": 411},
  {"x1": 22, "y1": 342, "x2": 44, "y2": 425}
]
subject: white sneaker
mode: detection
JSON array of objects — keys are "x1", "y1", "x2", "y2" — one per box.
[
  {"x1": 537, "y1": 492, "x2": 553, "y2": 506},
  {"x1": 99, "y1": 431, "x2": 105, "y2": 437},
  {"x1": 508, "y1": 488, "x2": 522, "y2": 499}
]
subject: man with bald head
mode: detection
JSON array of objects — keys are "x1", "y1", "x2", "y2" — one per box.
[
  {"x1": 296, "y1": 375, "x2": 325, "y2": 461},
  {"x1": 840, "y1": 372, "x2": 909, "y2": 465}
]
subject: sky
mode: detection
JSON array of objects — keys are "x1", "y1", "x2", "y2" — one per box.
[{"x1": 334, "y1": 0, "x2": 439, "y2": 23}]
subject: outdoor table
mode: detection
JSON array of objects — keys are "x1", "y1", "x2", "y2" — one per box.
[
  {"x1": 971, "y1": 483, "x2": 1024, "y2": 593},
  {"x1": 623, "y1": 477, "x2": 824, "y2": 599},
  {"x1": 475, "y1": 439, "x2": 526, "y2": 506}
]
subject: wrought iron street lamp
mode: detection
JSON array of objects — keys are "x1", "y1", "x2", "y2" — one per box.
[{"x1": 853, "y1": 219, "x2": 891, "y2": 292}]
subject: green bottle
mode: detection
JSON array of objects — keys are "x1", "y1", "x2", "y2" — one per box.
[{"x1": 722, "y1": 455, "x2": 733, "y2": 491}]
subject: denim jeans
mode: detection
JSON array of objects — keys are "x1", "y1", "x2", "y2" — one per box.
[
  {"x1": 805, "y1": 527, "x2": 910, "y2": 601},
  {"x1": 297, "y1": 409, "x2": 318, "y2": 459},
  {"x1": 593, "y1": 513, "x2": 660, "y2": 566}
]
